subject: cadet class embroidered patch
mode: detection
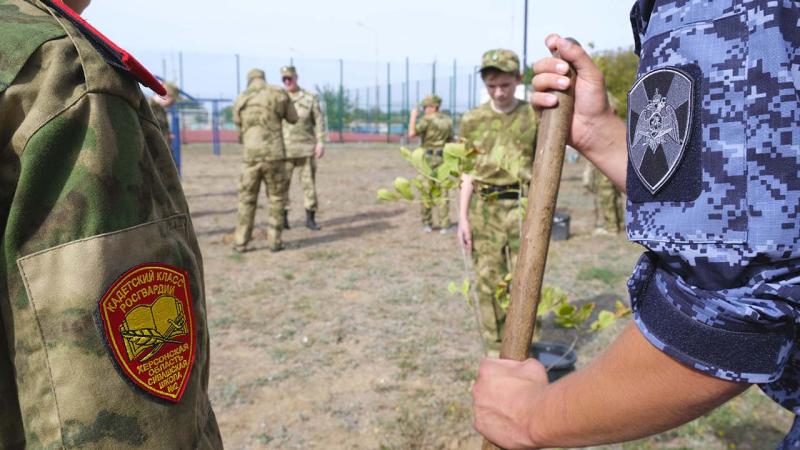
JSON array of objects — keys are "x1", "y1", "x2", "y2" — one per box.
[
  {"x1": 628, "y1": 67, "x2": 693, "y2": 194},
  {"x1": 98, "y1": 264, "x2": 196, "y2": 403}
]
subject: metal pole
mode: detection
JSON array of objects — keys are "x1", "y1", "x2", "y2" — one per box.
[
  {"x1": 178, "y1": 51, "x2": 184, "y2": 91},
  {"x1": 212, "y1": 100, "x2": 221, "y2": 156},
  {"x1": 416, "y1": 80, "x2": 420, "y2": 106},
  {"x1": 405, "y1": 57, "x2": 410, "y2": 119},
  {"x1": 523, "y1": 0, "x2": 529, "y2": 75},
  {"x1": 366, "y1": 87, "x2": 371, "y2": 133},
  {"x1": 432, "y1": 60, "x2": 436, "y2": 94},
  {"x1": 162, "y1": 57, "x2": 167, "y2": 81},
  {"x1": 386, "y1": 62, "x2": 391, "y2": 143},
  {"x1": 452, "y1": 59, "x2": 457, "y2": 128},
  {"x1": 474, "y1": 65, "x2": 480, "y2": 105},
  {"x1": 338, "y1": 59, "x2": 344, "y2": 143},
  {"x1": 169, "y1": 105, "x2": 181, "y2": 175},
  {"x1": 235, "y1": 54, "x2": 241, "y2": 94}
]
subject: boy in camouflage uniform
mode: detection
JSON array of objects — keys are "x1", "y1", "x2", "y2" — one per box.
[
  {"x1": 407, "y1": 94, "x2": 453, "y2": 232},
  {"x1": 280, "y1": 65, "x2": 326, "y2": 231},
  {"x1": 474, "y1": 3, "x2": 800, "y2": 449},
  {"x1": 0, "y1": 0, "x2": 222, "y2": 448},
  {"x1": 232, "y1": 68, "x2": 298, "y2": 252},
  {"x1": 457, "y1": 49, "x2": 538, "y2": 353}
]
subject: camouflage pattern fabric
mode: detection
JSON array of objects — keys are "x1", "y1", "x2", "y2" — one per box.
[
  {"x1": 282, "y1": 88, "x2": 325, "y2": 158},
  {"x1": 419, "y1": 152, "x2": 450, "y2": 228},
  {"x1": 469, "y1": 196, "x2": 522, "y2": 351},
  {"x1": 584, "y1": 164, "x2": 622, "y2": 233},
  {"x1": 0, "y1": 1, "x2": 222, "y2": 448},
  {"x1": 147, "y1": 96, "x2": 171, "y2": 151},
  {"x1": 459, "y1": 100, "x2": 538, "y2": 186},
  {"x1": 234, "y1": 160, "x2": 288, "y2": 249},
  {"x1": 415, "y1": 111, "x2": 452, "y2": 151},
  {"x1": 233, "y1": 75, "x2": 297, "y2": 248},
  {"x1": 628, "y1": 1, "x2": 800, "y2": 447},
  {"x1": 460, "y1": 99, "x2": 535, "y2": 349},
  {"x1": 282, "y1": 156, "x2": 317, "y2": 211},
  {"x1": 232, "y1": 78, "x2": 297, "y2": 162}
]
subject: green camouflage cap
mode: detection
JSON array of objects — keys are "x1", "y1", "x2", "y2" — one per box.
[
  {"x1": 480, "y1": 49, "x2": 520, "y2": 74},
  {"x1": 421, "y1": 94, "x2": 442, "y2": 107},
  {"x1": 280, "y1": 65, "x2": 297, "y2": 77},
  {"x1": 247, "y1": 68, "x2": 266, "y2": 82}
]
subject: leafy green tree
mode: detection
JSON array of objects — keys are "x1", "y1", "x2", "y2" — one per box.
[
  {"x1": 591, "y1": 46, "x2": 639, "y2": 119},
  {"x1": 315, "y1": 84, "x2": 353, "y2": 131}
]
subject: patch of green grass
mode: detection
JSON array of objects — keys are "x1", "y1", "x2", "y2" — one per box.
[
  {"x1": 281, "y1": 271, "x2": 295, "y2": 281},
  {"x1": 305, "y1": 249, "x2": 341, "y2": 261},
  {"x1": 577, "y1": 265, "x2": 622, "y2": 285}
]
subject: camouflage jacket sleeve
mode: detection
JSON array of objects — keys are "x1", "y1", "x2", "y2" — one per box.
[
  {"x1": 311, "y1": 93, "x2": 326, "y2": 143},
  {"x1": 282, "y1": 91, "x2": 299, "y2": 125},
  {"x1": 147, "y1": 96, "x2": 171, "y2": 147},
  {"x1": 0, "y1": 3, "x2": 221, "y2": 448},
  {"x1": 415, "y1": 115, "x2": 430, "y2": 134}
]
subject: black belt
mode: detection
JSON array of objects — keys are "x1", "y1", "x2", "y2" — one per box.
[
  {"x1": 478, "y1": 183, "x2": 521, "y2": 200},
  {"x1": 424, "y1": 148, "x2": 443, "y2": 157}
]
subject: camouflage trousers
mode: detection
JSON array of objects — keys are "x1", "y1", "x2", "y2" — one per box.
[
  {"x1": 596, "y1": 175, "x2": 623, "y2": 233},
  {"x1": 469, "y1": 195, "x2": 522, "y2": 352},
  {"x1": 282, "y1": 156, "x2": 318, "y2": 211},
  {"x1": 234, "y1": 159, "x2": 288, "y2": 248},
  {"x1": 419, "y1": 152, "x2": 451, "y2": 228}
]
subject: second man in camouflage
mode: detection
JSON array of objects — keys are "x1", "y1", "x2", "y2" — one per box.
[{"x1": 280, "y1": 65, "x2": 326, "y2": 231}]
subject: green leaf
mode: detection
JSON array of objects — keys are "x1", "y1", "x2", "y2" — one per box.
[
  {"x1": 447, "y1": 281, "x2": 458, "y2": 294},
  {"x1": 460, "y1": 279, "x2": 470, "y2": 296},
  {"x1": 400, "y1": 147, "x2": 413, "y2": 161},
  {"x1": 376, "y1": 189, "x2": 399, "y2": 202},
  {"x1": 393, "y1": 177, "x2": 414, "y2": 200},
  {"x1": 590, "y1": 310, "x2": 616, "y2": 331}
]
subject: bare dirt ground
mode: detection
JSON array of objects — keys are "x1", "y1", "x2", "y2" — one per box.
[{"x1": 181, "y1": 142, "x2": 793, "y2": 450}]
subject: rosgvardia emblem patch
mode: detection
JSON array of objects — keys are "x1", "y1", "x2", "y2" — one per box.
[
  {"x1": 99, "y1": 263, "x2": 196, "y2": 403},
  {"x1": 627, "y1": 67, "x2": 693, "y2": 194}
]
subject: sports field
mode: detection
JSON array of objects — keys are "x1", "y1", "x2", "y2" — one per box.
[{"x1": 180, "y1": 142, "x2": 792, "y2": 450}]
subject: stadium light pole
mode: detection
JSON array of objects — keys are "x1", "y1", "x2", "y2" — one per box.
[{"x1": 523, "y1": 0, "x2": 529, "y2": 74}]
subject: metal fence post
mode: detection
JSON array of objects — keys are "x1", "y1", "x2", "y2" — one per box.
[
  {"x1": 405, "y1": 57, "x2": 410, "y2": 129},
  {"x1": 432, "y1": 60, "x2": 436, "y2": 94},
  {"x1": 338, "y1": 59, "x2": 344, "y2": 143},
  {"x1": 452, "y1": 59, "x2": 457, "y2": 128},
  {"x1": 386, "y1": 62, "x2": 391, "y2": 143},
  {"x1": 211, "y1": 100, "x2": 221, "y2": 156},
  {"x1": 169, "y1": 105, "x2": 181, "y2": 175},
  {"x1": 178, "y1": 51, "x2": 184, "y2": 91},
  {"x1": 235, "y1": 54, "x2": 241, "y2": 94}
]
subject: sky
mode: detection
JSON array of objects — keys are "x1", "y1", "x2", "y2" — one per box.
[{"x1": 83, "y1": 0, "x2": 636, "y2": 102}]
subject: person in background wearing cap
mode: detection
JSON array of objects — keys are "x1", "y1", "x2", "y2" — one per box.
[
  {"x1": 472, "y1": 2, "x2": 800, "y2": 448},
  {"x1": 148, "y1": 81, "x2": 179, "y2": 152},
  {"x1": 408, "y1": 94, "x2": 453, "y2": 233},
  {"x1": 280, "y1": 65, "x2": 326, "y2": 231},
  {"x1": 457, "y1": 49, "x2": 538, "y2": 355},
  {"x1": 0, "y1": 0, "x2": 222, "y2": 448},
  {"x1": 232, "y1": 68, "x2": 298, "y2": 252}
]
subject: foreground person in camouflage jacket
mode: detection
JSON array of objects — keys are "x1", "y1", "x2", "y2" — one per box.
[
  {"x1": 0, "y1": 0, "x2": 222, "y2": 448},
  {"x1": 473, "y1": 2, "x2": 800, "y2": 449}
]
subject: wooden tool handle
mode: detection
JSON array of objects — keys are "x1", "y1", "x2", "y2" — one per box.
[{"x1": 480, "y1": 48, "x2": 577, "y2": 450}]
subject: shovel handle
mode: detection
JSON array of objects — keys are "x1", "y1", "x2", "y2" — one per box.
[{"x1": 480, "y1": 45, "x2": 577, "y2": 450}]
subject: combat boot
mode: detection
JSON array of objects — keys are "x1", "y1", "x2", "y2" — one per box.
[
  {"x1": 305, "y1": 209, "x2": 321, "y2": 230},
  {"x1": 282, "y1": 210, "x2": 290, "y2": 230}
]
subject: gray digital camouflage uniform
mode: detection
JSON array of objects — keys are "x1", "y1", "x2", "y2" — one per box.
[
  {"x1": 232, "y1": 70, "x2": 298, "y2": 251},
  {"x1": 0, "y1": 1, "x2": 222, "y2": 448},
  {"x1": 628, "y1": 1, "x2": 800, "y2": 447}
]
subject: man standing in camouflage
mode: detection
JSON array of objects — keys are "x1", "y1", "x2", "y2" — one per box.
[
  {"x1": 148, "y1": 81, "x2": 179, "y2": 152},
  {"x1": 280, "y1": 65, "x2": 325, "y2": 231},
  {"x1": 232, "y1": 68, "x2": 298, "y2": 252},
  {"x1": 408, "y1": 94, "x2": 453, "y2": 233},
  {"x1": 0, "y1": 0, "x2": 222, "y2": 448},
  {"x1": 457, "y1": 49, "x2": 538, "y2": 354}
]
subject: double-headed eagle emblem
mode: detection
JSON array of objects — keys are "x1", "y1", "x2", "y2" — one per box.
[{"x1": 632, "y1": 89, "x2": 681, "y2": 152}]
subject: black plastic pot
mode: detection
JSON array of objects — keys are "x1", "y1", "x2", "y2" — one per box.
[
  {"x1": 551, "y1": 212, "x2": 570, "y2": 241},
  {"x1": 530, "y1": 340, "x2": 577, "y2": 382}
]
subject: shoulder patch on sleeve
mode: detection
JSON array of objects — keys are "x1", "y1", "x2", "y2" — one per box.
[
  {"x1": 98, "y1": 263, "x2": 196, "y2": 403},
  {"x1": 0, "y1": 0, "x2": 66, "y2": 92}
]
